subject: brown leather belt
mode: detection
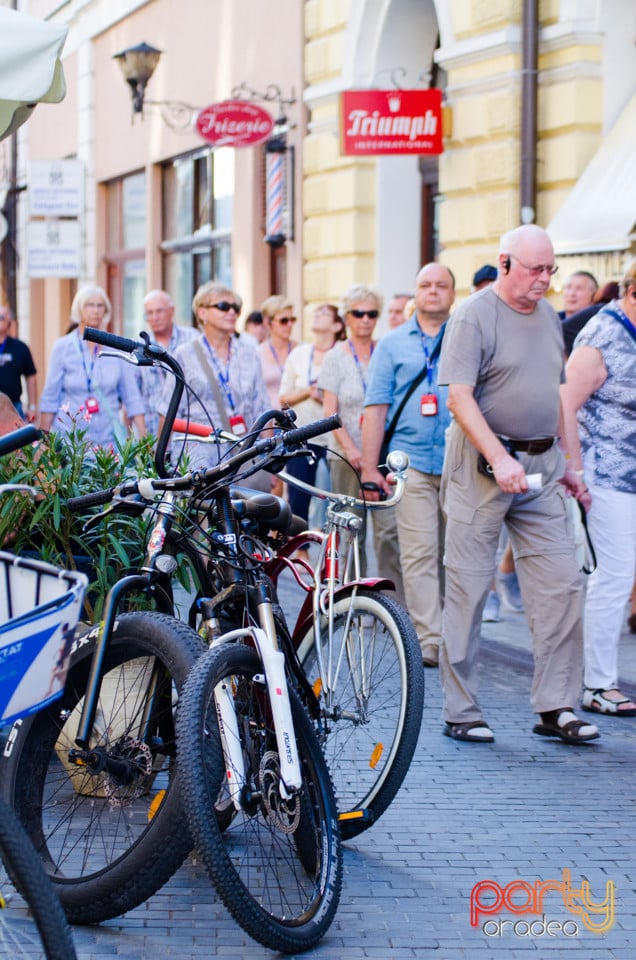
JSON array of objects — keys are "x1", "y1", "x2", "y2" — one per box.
[{"x1": 508, "y1": 437, "x2": 555, "y2": 455}]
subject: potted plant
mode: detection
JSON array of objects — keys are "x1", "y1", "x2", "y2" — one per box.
[{"x1": 0, "y1": 422, "x2": 159, "y2": 622}]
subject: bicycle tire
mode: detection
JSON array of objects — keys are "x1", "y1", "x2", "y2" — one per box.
[
  {"x1": 296, "y1": 589, "x2": 424, "y2": 839},
  {"x1": 0, "y1": 797, "x2": 77, "y2": 959},
  {"x1": 0, "y1": 612, "x2": 206, "y2": 924},
  {"x1": 177, "y1": 643, "x2": 342, "y2": 953}
]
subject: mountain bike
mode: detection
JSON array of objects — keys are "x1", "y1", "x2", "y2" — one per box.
[
  {"x1": 2, "y1": 328, "x2": 344, "y2": 947},
  {"x1": 0, "y1": 425, "x2": 80, "y2": 960},
  {"x1": 172, "y1": 420, "x2": 424, "y2": 840}
]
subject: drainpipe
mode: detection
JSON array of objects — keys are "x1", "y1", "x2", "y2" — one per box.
[{"x1": 520, "y1": 0, "x2": 538, "y2": 224}]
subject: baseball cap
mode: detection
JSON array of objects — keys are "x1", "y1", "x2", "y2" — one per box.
[{"x1": 472, "y1": 265, "x2": 497, "y2": 287}]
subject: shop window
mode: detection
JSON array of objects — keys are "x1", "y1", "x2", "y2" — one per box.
[
  {"x1": 161, "y1": 147, "x2": 233, "y2": 324},
  {"x1": 105, "y1": 171, "x2": 147, "y2": 339}
]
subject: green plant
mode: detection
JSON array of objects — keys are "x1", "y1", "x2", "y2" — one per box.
[{"x1": 0, "y1": 422, "x2": 158, "y2": 621}]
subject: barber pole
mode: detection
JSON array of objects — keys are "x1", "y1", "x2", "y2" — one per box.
[{"x1": 264, "y1": 137, "x2": 287, "y2": 247}]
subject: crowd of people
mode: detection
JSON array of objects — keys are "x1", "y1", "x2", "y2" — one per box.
[{"x1": 1, "y1": 224, "x2": 634, "y2": 747}]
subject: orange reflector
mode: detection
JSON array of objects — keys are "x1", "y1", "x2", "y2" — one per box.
[
  {"x1": 338, "y1": 810, "x2": 365, "y2": 821},
  {"x1": 369, "y1": 743, "x2": 383, "y2": 768},
  {"x1": 148, "y1": 789, "x2": 166, "y2": 822},
  {"x1": 312, "y1": 677, "x2": 323, "y2": 697}
]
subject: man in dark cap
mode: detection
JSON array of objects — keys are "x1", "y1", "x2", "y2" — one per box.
[{"x1": 472, "y1": 265, "x2": 498, "y2": 291}]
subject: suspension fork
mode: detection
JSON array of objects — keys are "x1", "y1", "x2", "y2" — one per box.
[{"x1": 73, "y1": 499, "x2": 179, "y2": 754}]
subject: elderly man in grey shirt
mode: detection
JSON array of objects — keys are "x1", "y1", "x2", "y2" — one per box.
[{"x1": 437, "y1": 224, "x2": 598, "y2": 746}]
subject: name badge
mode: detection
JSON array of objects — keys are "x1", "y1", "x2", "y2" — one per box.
[
  {"x1": 86, "y1": 396, "x2": 100, "y2": 414},
  {"x1": 420, "y1": 394, "x2": 438, "y2": 416},
  {"x1": 229, "y1": 414, "x2": 248, "y2": 436}
]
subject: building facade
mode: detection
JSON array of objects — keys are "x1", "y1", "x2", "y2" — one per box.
[{"x1": 1, "y1": 0, "x2": 634, "y2": 389}]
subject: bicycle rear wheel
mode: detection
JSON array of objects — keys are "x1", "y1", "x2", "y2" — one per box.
[
  {"x1": 0, "y1": 612, "x2": 206, "y2": 924},
  {"x1": 296, "y1": 589, "x2": 424, "y2": 839},
  {"x1": 0, "y1": 798, "x2": 76, "y2": 959},
  {"x1": 177, "y1": 643, "x2": 342, "y2": 954}
]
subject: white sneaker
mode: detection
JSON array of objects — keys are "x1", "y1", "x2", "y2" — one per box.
[{"x1": 482, "y1": 590, "x2": 500, "y2": 623}]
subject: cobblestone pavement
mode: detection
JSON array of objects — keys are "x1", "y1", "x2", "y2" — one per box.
[{"x1": 4, "y1": 603, "x2": 636, "y2": 959}]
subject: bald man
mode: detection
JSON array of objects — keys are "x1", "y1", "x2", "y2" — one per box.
[{"x1": 437, "y1": 224, "x2": 597, "y2": 746}]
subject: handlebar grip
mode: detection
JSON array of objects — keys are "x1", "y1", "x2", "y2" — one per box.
[
  {"x1": 66, "y1": 488, "x2": 116, "y2": 512},
  {"x1": 172, "y1": 418, "x2": 214, "y2": 437},
  {"x1": 0, "y1": 425, "x2": 41, "y2": 458},
  {"x1": 83, "y1": 328, "x2": 140, "y2": 353},
  {"x1": 282, "y1": 414, "x2": 341, "y2": 448}
]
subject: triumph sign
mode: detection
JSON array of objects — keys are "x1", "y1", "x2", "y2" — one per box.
[{"x1": 340, "y1": 89, "x2": 443, "y2": 156}]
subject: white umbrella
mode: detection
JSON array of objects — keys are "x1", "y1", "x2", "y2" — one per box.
[{"x1": 0, "y1": 6, "x2": 67, "y2": 142}]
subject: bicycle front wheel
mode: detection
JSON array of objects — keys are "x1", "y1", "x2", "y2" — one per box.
[
  {"x1": 0, "y1": 798, "x2": 76, "y2": 960},
  {"x1": 177, "y1": 643, "x2": 342, "y2": 954},
  {"x1": 296, "y1": 589, "x2": 424, "y2": 839},
  {"x1": 0, "y1": 612, "x2": 207, "y2": 924}
]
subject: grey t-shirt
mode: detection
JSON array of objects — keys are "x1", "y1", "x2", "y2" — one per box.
[{"x1": 438, "y1": 287, "x2": 565, "y2": 439}]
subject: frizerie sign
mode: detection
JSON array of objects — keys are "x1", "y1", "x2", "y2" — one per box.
[
  {"x1": 195, "y1": 100, "x2": 274, "y2": 147},
  {"x1": 340, "y1": 89, "x2": 443, "y2": 156}
]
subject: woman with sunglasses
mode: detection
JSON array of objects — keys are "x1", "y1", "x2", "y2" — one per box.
[
  {"x1": 319, "y1": 286, "x2": 404, "y2": 593},
  {"x1": 157, "y1": 281, "x2": 269, "y2": 478},
  {"x1": 257, "y1": 296, "x2": 299, "y2": 410}
]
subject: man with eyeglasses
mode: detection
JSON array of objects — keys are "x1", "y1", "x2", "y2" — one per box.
[
  {"x1": 436, "y1": 224, "x2": 597, "y2": 747},
  {"x1": 138, "y1": 289, "x2": 197, "y2": 436},
  {"x1": 0, "y1": 304, "x2": 37, "y2": 421},
  {"x1": 360, "y1": 263, "x2": 455, "y2": 667}
]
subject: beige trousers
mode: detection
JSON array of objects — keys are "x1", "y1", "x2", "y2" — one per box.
[
  {"x1": 439, "y1": 422, "x2": 584, "y2": 723},
  {"x1": 395, "y1": 467, "x2": 444, "y2": 653}
]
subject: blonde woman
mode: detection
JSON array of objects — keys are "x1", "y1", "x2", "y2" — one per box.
[
  {"x1": 258, "y1": 295, "x2": 299, "y2": 409},
  {"x1": 157, "y1": 280, "x2": 269, "y2": 476},
  {"x1": 39, "y1": 284, "x2": 146, "y2": 446},
  {"x1": 319, "y1": 285, "x2": 404, "y2": 599}
]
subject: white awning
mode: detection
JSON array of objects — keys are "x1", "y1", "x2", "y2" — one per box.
[
  {"x1": 547, "y1": 91, "x2": 636, "y2": 255},
  {"x1": 0, "y1": 7, "x2": 67, "y2": 142}
]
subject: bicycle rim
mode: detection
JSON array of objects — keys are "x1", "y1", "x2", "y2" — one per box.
[
  {"x1": 296, "y1": 589, "x2": 424, "y2": 838},
  {"x1": 0, "y1": 799, "x2": 77, "y2": 960},
  {"x1": 177, "y1": 643, "x2": 342, "y2": 953},
  {"x1": 1, "y1": 612, "x2": 206, "y2": 923}
]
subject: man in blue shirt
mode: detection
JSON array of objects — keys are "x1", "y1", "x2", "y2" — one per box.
[{"x1": 361, "y1": 263, "x2": 455, "y2": 666}]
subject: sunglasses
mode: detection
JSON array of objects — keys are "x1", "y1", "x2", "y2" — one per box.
[
  {"x1": 275, "y1": 316, "x2": 296, "y2": 325},
  {"x1": 203, "y1": 301, "x2": 241, "y2": 313},
  {"x1": 350, "y1": 309, "x2": 379, "y2": 319}
]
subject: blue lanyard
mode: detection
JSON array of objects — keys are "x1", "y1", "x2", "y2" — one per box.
[
  {"x1": 417, "y1": 329, "x2": 435, "y2": 388},
  {"x1": 269, "y1": 340, "x2": 291, "y2": 373},
  {"x1": 76, "y1": 331, "x2": 98, "y2": 393},
  {"x1": 604, "y1": 306, "x2": 636, "y2": 345},
  {"x1": 204, "y1": 338, "x2": 236, "y2": 411},
  {"x1": 348, "y1": 341, "x2": 373, "y2": 391}
]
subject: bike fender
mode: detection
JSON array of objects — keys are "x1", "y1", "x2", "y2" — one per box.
[{"x1": 291, "y1": 578, "x2": 394, "y2": 647}]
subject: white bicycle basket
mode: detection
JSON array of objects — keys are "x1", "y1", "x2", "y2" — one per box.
[{"x1": 0, "y1": 552, "x2": 88, "y2": 724}]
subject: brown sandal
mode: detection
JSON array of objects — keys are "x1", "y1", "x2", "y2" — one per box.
[{"x1": 533, "y1": 709, "x2": 599, "y2": 744}]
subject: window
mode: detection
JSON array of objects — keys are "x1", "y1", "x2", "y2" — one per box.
[
  {"x1": 105, "y1": 171, "x2": 147, "y2": 339},
  {"x1": 161, "y1": 147, "x2": 234, "y2": 323}
]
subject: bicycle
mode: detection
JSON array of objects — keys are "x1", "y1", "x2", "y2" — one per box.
[
  {"x1": 2, "y1": 328, "x2": 344, "y2": 948},
  {"x1": 0, "y1": 425, "x2": 80, "y2": 960},
  {"x1": 172, "y1": 419, "x2": 424, "y2": 840}
]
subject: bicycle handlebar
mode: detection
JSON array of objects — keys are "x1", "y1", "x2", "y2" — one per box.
[
  {"x1": 67, "y1": 414, "x2": 342, "y2": 513},
  {"x1": 83, "y1": 328, "x2": 185, "y2": 479},
  {"x1": 0, "y1": 425, "x2": 41, "y2": 458},
  {"x1": 279, "y1": 448, "x2": 410, "y2": 511}
]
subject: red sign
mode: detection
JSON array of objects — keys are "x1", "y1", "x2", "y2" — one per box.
[
  {"x1": 195, "y1": 100, "x2": 275, "y2": 147},
  {"x1": 340, "y1": 89, "x2": 443, "y2": 156}
]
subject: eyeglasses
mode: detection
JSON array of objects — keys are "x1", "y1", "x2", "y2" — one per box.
[
  {"x1": 508, "y1": 255, "x2": 558, "y2": 277},
  {"x1": 275, "y1": 316, "x2": 296, "y2": 325},
  {"x1": 350, "y1": 309, "x2": 379, "y2": 319},
  {"x1": 202, "y1": 301, "x2": 241, "y2": 313}
]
